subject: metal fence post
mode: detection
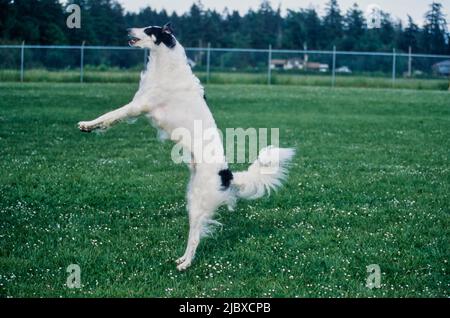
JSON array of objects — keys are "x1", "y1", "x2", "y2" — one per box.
[
  {"x1": 20, "y1": 41, "x2": 25, "y2": 82},
  {"x1": 392, "y1": 48, "x2": 396, "y2": 87},
  {"x1": 80, "y1": 41, "x2": 85, "y2": 83},
  {"x1": 206, "y1": 42, "x2": 211, "y2": 84},
  {"x1": 332, "y1": 45, "x2": 336, "y2": 88},
  {"x1": 408, "y1": 46, "x2": 412, "y2": 78},
  {"x1": 303, "y1": 42, "x2": 308, "y2": 72},
  {"x1": 268, "y1": 44, "x2": 272, "y2": 85}
]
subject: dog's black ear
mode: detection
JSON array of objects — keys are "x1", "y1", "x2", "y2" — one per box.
[{"x1": 162, "y1": 22, "x2": 173, "y2": 34}]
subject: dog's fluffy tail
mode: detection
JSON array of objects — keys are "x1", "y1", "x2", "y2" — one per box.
[{"x1": 232, "y1": 146, "x2": 295, "y2": 200}]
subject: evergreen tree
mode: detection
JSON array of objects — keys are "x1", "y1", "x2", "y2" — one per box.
[
  {"x1": 378, "y1": 12, "x2": 396, "y2": 47},
  {"x1": 245, "y1": 0, "x2": 283, "y2": 48},
  {"x1": 0, "y1": 0, "x2": 16, "y2": 41},
  {"x1": 0, "y1": 0, "x2": 449, "y2": 56},
  {"x1": 182, "y1": 2, "x2": 205, "y2": 47},
  {"x1": 322, "y1": 0, "x2": 343, "y2": 48},
  {"x1": 125, "y1": 7, "x2": 169, "y2": 29},
  {"x1": 302, "y1": 8, "x2": 322, "y2": 49},
  {"x1": 342, "y1": 3, "x2": 366, "y2": 50},
  {"x1": 203, "y1": 9, "x2": 224, "y2": 47},
  {"x1": 87, "y1": 0, "x2": 126, "y2": 45},
  {"x1": 421, "y1": 2, "x2": 448, "y2": 54},
  {"x1": 398, "y1": 15, "x2": 420, "y2": 52},
  {"x1": 283, "y1": 8, "x2": 322, "y2": 50},
  {"x1": 39, "y1": 0, "x2": 68, "y2": 44},
  {"x1": 223, "y1": 10, "x2": 246, "y2": 48}
]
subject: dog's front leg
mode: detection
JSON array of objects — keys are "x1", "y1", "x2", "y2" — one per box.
[{"x1": 78, "y1": 100, "x2": 145, "y2": 132}]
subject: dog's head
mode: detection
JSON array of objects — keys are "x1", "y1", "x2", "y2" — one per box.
[{"x1": 128, "y1": 23, "x2": 176, "y2": 49}]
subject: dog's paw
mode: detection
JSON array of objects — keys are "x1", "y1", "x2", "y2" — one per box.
[
  {"x1": 78, "y1": 121, "x2": 103, "y2": 133},
  {"x1": 175, "y1": 256, "x2": 186, "y2": 265},
  {"x1": 176, "y1": 259, "x2": 192, "y2": 271},
  {"x1": 78, "y1": 121, "x2": 94, "y2": 133}
]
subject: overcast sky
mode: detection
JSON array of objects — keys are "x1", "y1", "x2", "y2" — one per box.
[{"x1": 118, "y1": 0, "x2": 450, "y2": 26}]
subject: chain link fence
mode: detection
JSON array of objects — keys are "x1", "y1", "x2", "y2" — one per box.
[{"x1": 0, "y1": 44, "x2": 449, "y2": 90}]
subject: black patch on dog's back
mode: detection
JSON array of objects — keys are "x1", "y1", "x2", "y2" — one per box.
[
  {"x1": 144, "y1": 26, "x2": 176, "y2": 48},
  {"x1": 218, "y1": 169, "x2": 233, "y2": 190}
]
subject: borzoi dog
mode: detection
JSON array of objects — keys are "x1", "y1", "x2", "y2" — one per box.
[{"x1": 78, "y1": 23, "x2": 295, "y2": 270}]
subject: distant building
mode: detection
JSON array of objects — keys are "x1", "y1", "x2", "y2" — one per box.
[
  {"x1": 432, "y1": 60, "x2": 450, "y2": 76},
  {"x1": 270, "y1": 58, "x2": 304, "y2": 70},
  {"x1": 284, "y1": 58, "x2": 304, "y2": 70},
  {"x1": 270, "y1": 58, "x2": 328, "y2": 72},
  {"x1": 270, "y1": 59, "x2": 288, "y2": 70},
  {"x1": 305, "y1": 62, "x2": 329, "y2": 72}
]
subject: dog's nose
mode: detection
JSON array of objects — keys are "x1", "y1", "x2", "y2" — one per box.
[{"x1": 127, "y1": 28, "x2": 133, "y2": 33}]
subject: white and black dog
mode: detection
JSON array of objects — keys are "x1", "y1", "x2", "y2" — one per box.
[{"x1": 78, "y1": 23, "x2": 295, "y2": 270}]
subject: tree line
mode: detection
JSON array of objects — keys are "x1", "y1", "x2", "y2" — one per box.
[{"x1": 0, "y1": 0, "x2": 449, "y2": 55}]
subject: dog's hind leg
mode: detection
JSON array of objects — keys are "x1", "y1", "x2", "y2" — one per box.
[
  {"x1": 176, "y1": 207, "x2": 207, "y2": 271},
  {"x1": 176, "y1": 178, "x2": 218, "y2": 271}
]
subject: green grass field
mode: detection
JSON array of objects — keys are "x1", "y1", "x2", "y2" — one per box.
[
  {"x1": 0, "y1": 83, "x2": 449, "y2": 297},
  {"x1": 1, "y1": 69, "x2": 449, "y2": 90}
]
